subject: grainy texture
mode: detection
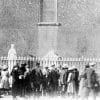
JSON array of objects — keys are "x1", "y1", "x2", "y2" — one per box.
[
  {"x1": 0, "y1": 0, "x2": 39, "y2": 56},
  {"x1": 58, "y1": 0, "x2": 100, "y2": 57},
  {"x1": 0, "y1": 0, "x2": 100, "y2": 57}
]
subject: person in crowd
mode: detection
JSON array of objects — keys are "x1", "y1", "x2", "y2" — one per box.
[
  {"x1": 18, "y1": 63, "x2": 26, "y2": 97},
  {"x1": 67, "y1": 66, "x2": 76, "y2": 97},
  {"x1": 73, "y1": 67, "x2": 79, "y2": 97},
  {"x1": 11, "y1": 64, "x2": 19, "y2": 100},
  {"x1": 0, "y1": 65, "x2": 3, "y2": 98},
  {"x1": 57, "y1": 65, "x2": 62, "y2": 95},
  {"x1": 0, "y1": 60, "x2": 99, "y2": 99},
  {"x1": 59, "y1": 64, "x2": 68, "y2": 95},
  {"x1": 24, "y1": 64, "x2": 32, "y2": 97},
  {"x1": 33, "y1": 62, "x2": 43, "y2": 96},
  {"x1": 78, "y1": 65, "x2": 89, "y2": 99},
  {"x1": 0, "y1": 64, "x2": 10, "y2": 95},
  {"x1": 62, "y1": 65, "x2": 69, "y2": 95},
  {"x1": 27, "y1": 55, "x2": 34, "y2": 69},
  {"x1": 57, "y1": 65, "x2": 62, "y2": 74},
  {"x1": 48, "y1": 64, "x2": 60, "y2": 96},
  {"x1": 30, "y1": 66, "x2": 36, "y2": 94},
  {"x1": 42, "y1": 66, "x2": 50, "y2": 96},
  {"x1": 55, "y1": 67, "x2": 60, "y2": 94},
  {"x1": 80, "y1": 62, "x2": 98, "y2": 100},
  {"x1": 85, "y1": 62, "x2": 98, "y2": 100}
]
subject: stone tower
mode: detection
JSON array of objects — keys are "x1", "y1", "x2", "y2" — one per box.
[{"x1": 38, "y1": 0, "x2": 60, "y2": 57}]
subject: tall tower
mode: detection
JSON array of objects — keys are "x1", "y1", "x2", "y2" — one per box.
[{"x1": 38, "y1": 0, "x2": 60, "y2": 57}]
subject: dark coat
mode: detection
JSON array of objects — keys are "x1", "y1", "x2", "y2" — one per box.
[
  {"x1": 49, "y1": 69, "x2": 60, "y2": 85},
  {"x1": 11, "y1": 69, "x2": 19, "y2": 97},
  {"x1": 34, "y1": 68, "x2": 43, "y2": 85},
  {"x1": 73, "y1": 70, "x2": 79, "y2": 93},
  {"x1": 63, "y1": 71, "x2": 69, "y2": 85},
  {"x1": 18, "y1": 67, "x2": 26, "y2": 96},
  {"x1": 85, "y1": 67, "x2": 94, "y2": 88},
  {"x1": 48, "y1": 69, "x2": 60, "y2": 92},
  {"x1": 24, "y1": 71, "x2": 32, "y2": 95}
]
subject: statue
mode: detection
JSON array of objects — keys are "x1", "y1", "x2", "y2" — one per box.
[{"x1": 7, "y1": 44, "x2": 17, "y2": 73}]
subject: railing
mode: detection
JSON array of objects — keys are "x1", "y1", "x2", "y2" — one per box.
[
  {"x1": 1, "y1": 56, "x2": 100, "y2": 83},
  {"x1": 1, "y1": 56, "x2": 100, "y2": 71},
  {"x1": 0, "y1": 56, "x2": 37, "y2": 72},
  {"x1": 38, "y1": 57, "x2": 100, "y2": 71}
]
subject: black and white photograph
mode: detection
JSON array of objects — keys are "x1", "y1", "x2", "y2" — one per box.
[{"x1": 0, "y1": 0, "x2": 100, "y2": 100}]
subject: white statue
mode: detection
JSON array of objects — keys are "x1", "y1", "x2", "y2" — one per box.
[{"x1": 8, "y1": 44, "x2": 17, "y2": 73}]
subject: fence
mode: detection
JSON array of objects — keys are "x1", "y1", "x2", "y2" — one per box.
[
  {"x1": 38, "y1": 57, "x2": 100, "y2": 73},
  {"x1": 0, "y1": 56, "x2": 100, "y2": 72},
  {"x1": 0, "y1": 56, "x2": 37, "y2": 72}
]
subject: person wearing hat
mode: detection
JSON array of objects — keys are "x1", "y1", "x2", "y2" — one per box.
[
  {"x1": 72, "y1": 66, "x2": 79, "y2": 97},
  {"x1": 11, "y1": 64, "x2": 20, "y2": 99},
  {"x1": 67, "y1": 66, "x2": 77, "y2": 97},
  {"x1": 36, "y1": 62, "x2": 40, "y2": 68},
  {"x1": 43, "y1": 65, "x2": 49, "y2": 77},
  {"x1": 89, "y1": 62, "x2": 96, "y2": 67},
  {"x1": 80, "y1": 63, "x2": 97, "y2": 100},
  {"x1": 33, "y1": 62, "x2": 43, "y2": 95},
  {"x1": 86, "y1": 62, "x2": 96, "y2": 88},
  {"x1": 42, "y1": 65, "x2": 50, "y2": 95},
  {"x1": 48, "y1": 64, "x2": 60, "y2": 95},
  {"x1": 18, "y1": 63, "x2": 27, "y2": 97},
  {"x1": 63, "y1": 64, "x2": 68, "y2": 69},
  {"x1": 78, "y1": 64, "x2": 89, "y2": 100},
  {"x1": 61, "y1": 64, "x2": 69, "y2": 95},
  {"x1": 50, "y1": 64, "x2": 55, "y2": 70},
  {"x1": 68, "y1": 66, "x2": 75, "y2": 71},
  {"x1": 24, "y1": 64, "x2": 32, "y2": 96},
  {"x1": 0, "y1": 64, "x2": 10, "y2": 95}
]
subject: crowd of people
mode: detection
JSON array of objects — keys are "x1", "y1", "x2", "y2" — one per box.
[{"x1": 0, "y1": 61, "x2": 100, "y2": 100}]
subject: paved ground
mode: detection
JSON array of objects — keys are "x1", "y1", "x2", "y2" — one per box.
[{"x1": 1, "y1": 95, "x2": 100, "y2": 100}]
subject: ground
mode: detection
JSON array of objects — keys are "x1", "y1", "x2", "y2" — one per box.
[{"x1": 1, "y1": 95, "x2": 100, "y2": 100}]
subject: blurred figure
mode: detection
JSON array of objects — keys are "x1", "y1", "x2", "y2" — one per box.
[
  {"x1": 57, "y1": 65, "x2": 62, "y2": 73},
  {"x1": 73, "y1": 67, "x2": 79, "y2": 97},
  {"x1": 42, "y1": 66, "x2": 50, "y2": 95},
  {"x1": 0, "y1": 65, "x2": 10, "y2": 95},
  {"x1": 59, "y1": 64, "x2": 69, "y2": 95},
  {"x1": 85, "y1": 62, "x2": 98, "y2": 100},
  {"x1": 33, "y1": 62, "x2": 43, "y2": 96},
  {"x1": 79, "y1": 62, "x2": 98, "y2": 100},
  {"x1": 24, "y1": 64, "x2": 32, "y2": 97},
  {"x1": 62, "y1": 65, "x2": 69, "y2": 95},
  {"x1": 18, "y1": 63, "x2": 26, "y2": 97},
  {"x1": 0, "y1": 66, "x2": 2, "y2": 97},
  {"x1": 11, "y1": 64, "x2": 19, "y2": 100},
  {"x1": 48, "y1": 64, "x2": 60, "y2": 96},
  {"x1": 67, "y1": 66, "x2": 76, "y2": 97}
]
